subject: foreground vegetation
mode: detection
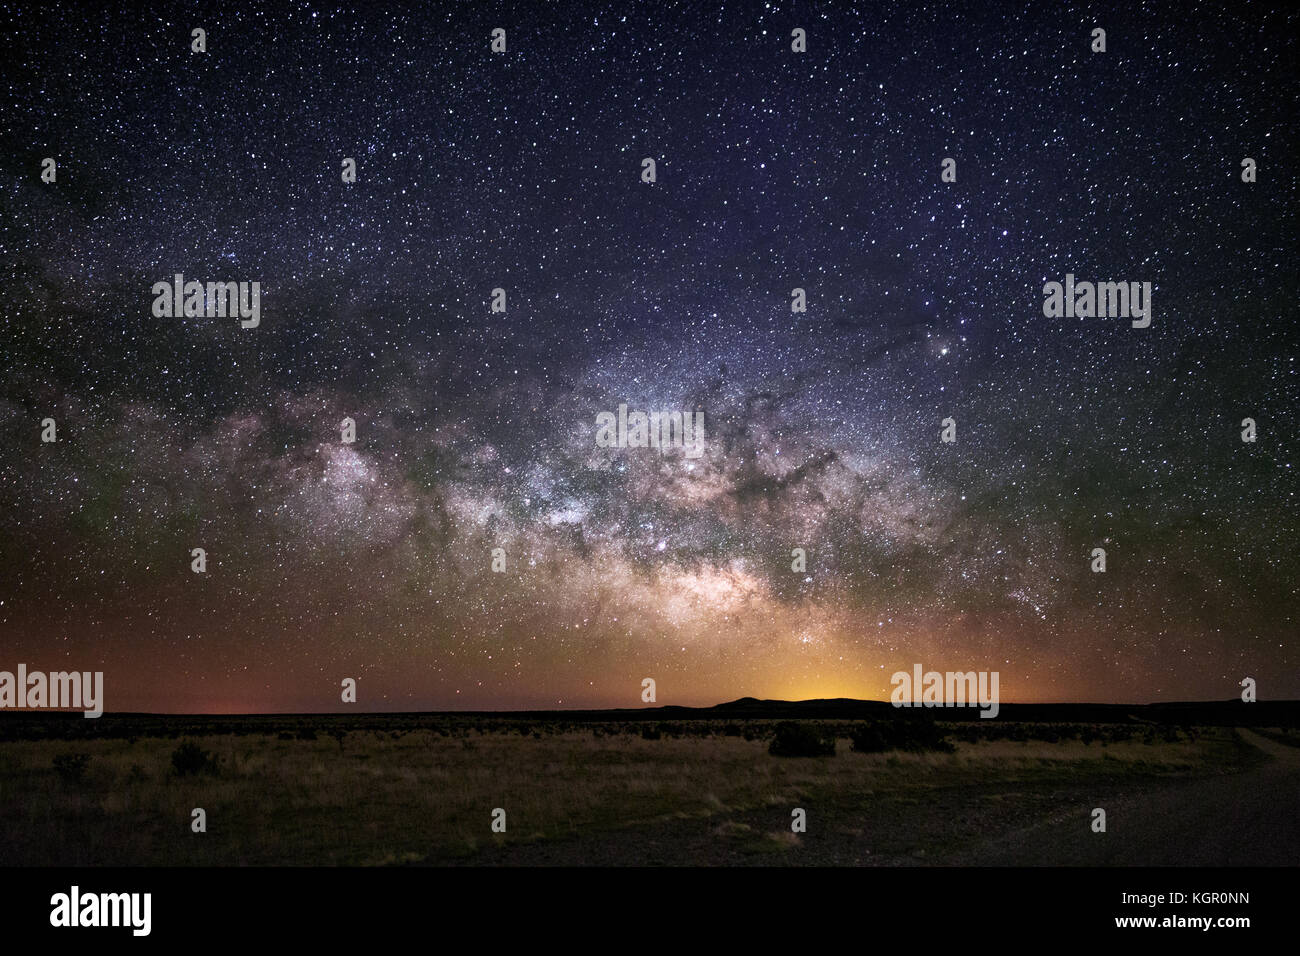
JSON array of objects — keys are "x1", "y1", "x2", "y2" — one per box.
[{"x1": 0, "y1": 717, "x2": 1263, "y2": 865}]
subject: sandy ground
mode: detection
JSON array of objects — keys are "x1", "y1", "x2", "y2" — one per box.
[
  {"x1": 440, "y1": 729, "x2": 1299, "y2": 866},
  {"x1": 946, "y1": 729, "x2": 1300, "y2": 866}
]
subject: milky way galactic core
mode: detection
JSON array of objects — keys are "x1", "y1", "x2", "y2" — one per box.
[{"x1": 1, "y1": 1, "x2": 1296, "y2": 713}]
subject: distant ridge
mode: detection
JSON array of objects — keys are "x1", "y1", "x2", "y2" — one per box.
[
  {"x1": 685, "y1": 696, "x2": 1299, "y2": 724},
  {"x1": 2, "y1": 697, "x2": 1297, "y2": 737}
]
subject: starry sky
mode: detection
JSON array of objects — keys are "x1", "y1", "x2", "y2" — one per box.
[{"x1": 1, "y1": 1, "x2": 1296, "y2": 713}]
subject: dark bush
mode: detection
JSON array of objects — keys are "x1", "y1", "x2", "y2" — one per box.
[
  {"x1": 850, "y1": 719, "x2": 954, "y2": 754},
  {"x1": 769, "y1": 721, "x2": 836, "y2": 757},
  {"x1": 641, "y1": 725, "x2": 661, "y2": 740},
  {"x1": 849, "y1": 723, "x2": 890, "y2": 753},
  {"x1": 52, "y1": 752, "x2": 91, "y2": 783},
  {"x1": 171, "y1": 741, "x2": 215, "y2": 776}
]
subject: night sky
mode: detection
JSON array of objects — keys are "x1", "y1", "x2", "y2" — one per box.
[{"x1": 1, "y1": 1, "x2": 1296, "y2": 713}]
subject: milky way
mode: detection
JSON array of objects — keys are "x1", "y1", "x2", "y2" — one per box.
[{"x1": 1, "y1": 1, "x2": 1296, "y2": 712}]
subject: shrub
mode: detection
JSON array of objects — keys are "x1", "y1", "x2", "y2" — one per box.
[
  {"x1": 52, "y1": 752, "x2": 91, "y2": 784},
  {"x1": 769, "y1": 721, "x2": 836, "y2": 757},
  {"x1": 171, "y1": 741, "x2": 215, "y2": 776},
  {"x1": 641, "y1": 725, "x2": 661, "y2": 740},
  {"x1": 849, "y1": 723, "x2": 891, "y2": 753},
  {"x1": 850, "y1": 719, "x2": 954, "y2": 754}
]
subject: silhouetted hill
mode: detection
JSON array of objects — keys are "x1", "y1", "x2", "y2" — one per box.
[
  {"x1": 700, "y1": 696, "x2": 1300, "y2": 725},
  {"x1": 1, "y1": 697, "x2": 1297, "y2": 740}
]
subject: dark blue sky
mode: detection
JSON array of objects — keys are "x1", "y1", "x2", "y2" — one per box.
[{"x1": 1, "y1": 0, "x2": 1296, "y2": 711}]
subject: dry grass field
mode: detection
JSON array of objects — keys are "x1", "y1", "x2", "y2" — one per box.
[{"x1": 0, "y1": 720, "x2": 1265, "y2": 866}]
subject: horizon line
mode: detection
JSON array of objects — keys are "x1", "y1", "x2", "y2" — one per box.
[{"x1": 0, "y1": 695, "x2": 1286, "y2": 719}]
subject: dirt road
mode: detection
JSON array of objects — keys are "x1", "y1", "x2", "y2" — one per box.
[
  {"x1": 949, "y1": 729, "x2": 1300, "y2": 866},
  {"x1": 441, "y1": 729, "x2": 1300, "y2": 866}
]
